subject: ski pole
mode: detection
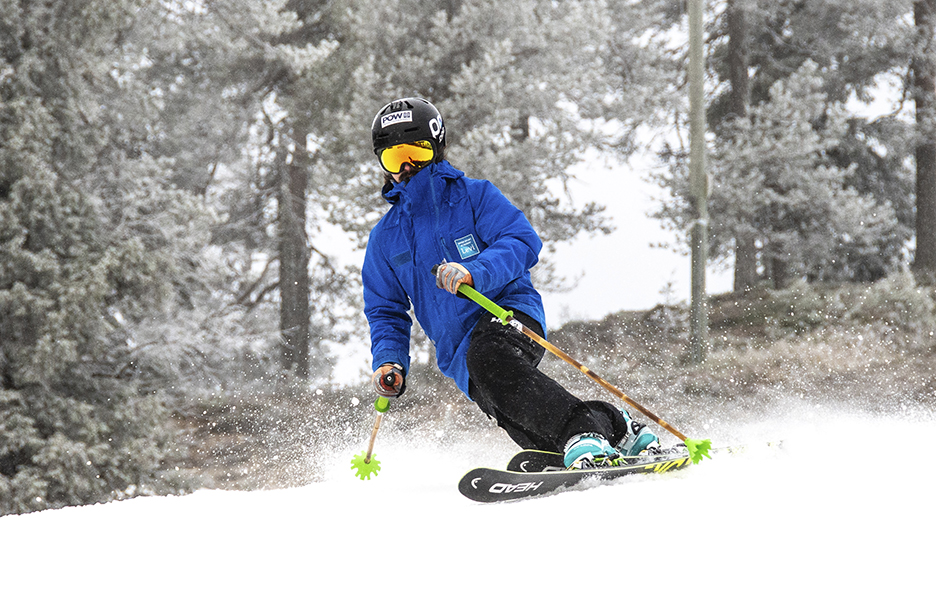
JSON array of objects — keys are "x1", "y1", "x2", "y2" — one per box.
[
  {"x1": 440, "y1": 272, "x2": 711, "y2": 463},
  {"x1": 350, "y1": 396, "x2": 391, "y2": 480}
]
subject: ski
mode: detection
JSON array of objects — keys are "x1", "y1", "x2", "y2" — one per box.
[
  {"x1": 459, "y1": 453, "x2": 693, "y2": 503},
  {"x1": 506, "y1": 440, "x2": 783, "y2": 473},
  {"x1": 506, "y1": 449, "x2": 566, "y2": 472},
  {"x1": 507, "y1": 441, "x2": 783, "y2": 473},
  {"x1": 505, "y1": 448, "x2": 685, "y2": 472}
]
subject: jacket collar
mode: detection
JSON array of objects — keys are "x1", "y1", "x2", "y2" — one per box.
[{"x1": 381, "y1": 161, "x2": 464, "y2": 207}]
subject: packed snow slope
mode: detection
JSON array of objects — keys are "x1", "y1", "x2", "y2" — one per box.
[{"x1": 1, "y1": 407, "x2": 933, "y2": 600}]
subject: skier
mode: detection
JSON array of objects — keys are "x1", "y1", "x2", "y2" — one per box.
[{"x1": 362, "y1": 97, "x2": 660, "y2": 469}]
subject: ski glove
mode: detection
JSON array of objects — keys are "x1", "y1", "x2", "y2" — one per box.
[
  {"x1": 372, "y1": 363, "x2": 406, "y2": 398},
  {"x1": 435, "y1": 262, "x2": 474, "y2": 294}
]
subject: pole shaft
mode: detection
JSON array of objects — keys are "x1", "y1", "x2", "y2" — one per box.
[
  {"x1": 516, "y1": 322, "x2": 688, "y2": 442},
  {"x1": 364, "y1": 413, "x2": 383, "y2": 463}
]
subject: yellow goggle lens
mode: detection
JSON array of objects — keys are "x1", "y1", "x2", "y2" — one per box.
[{"x1": 378, "y1": 141, "x2": 435, "y2": 173}]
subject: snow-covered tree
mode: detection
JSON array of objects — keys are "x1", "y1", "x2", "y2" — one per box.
[
  {"x1": 0, "y1": 0, "x2": 205, "y2": 513},
  {"x1": 657, "y1": 63, "x2": 900, "y2": 287},
  {"x1": 693, "y1": 0, "x2": 918, "y2": 289}
]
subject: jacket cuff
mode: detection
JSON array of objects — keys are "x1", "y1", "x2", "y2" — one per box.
[{"x1": 372, "y1": 351, "x2": 409, "y2": 375}]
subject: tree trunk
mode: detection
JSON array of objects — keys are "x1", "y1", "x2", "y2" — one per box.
[
  {"x1": 279, "y1": 121, "x2": 312, "y2": 378},
  {"x1": 734, "y1": 234, "x2": 759, "y2": 291},
  {"x1": 770, "y1": 255, "x2": 789, "y2": 290},
  {"x1": 727, "y1": 0, "x2": 759, "y2": 292},
  {"x1": 913, "y1": 0, "x2": 936, "y2": 284},
  {"x1": 726, "y1": 0, "x2": 750, "y2": 121}
]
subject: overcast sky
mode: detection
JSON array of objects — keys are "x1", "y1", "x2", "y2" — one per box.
[{"x1": 540, "y1": 151, "x2": 733, "y2": 327}]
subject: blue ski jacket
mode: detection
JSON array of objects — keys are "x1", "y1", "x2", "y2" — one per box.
[{"x1": 362, "y1": 161, "x2": 546, "y2": 398}]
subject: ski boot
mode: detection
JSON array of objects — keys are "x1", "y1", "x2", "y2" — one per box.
[
  {"x1": 616, "y1": 408, "x2": 661, "y2": 456},
  {"x1": 563, "y1": 432, "x2": 625, "y2": 470}
]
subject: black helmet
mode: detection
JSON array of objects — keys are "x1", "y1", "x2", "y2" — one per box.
[{"x1": 371, "y1": 97, "x2": 446, "y2": 158}]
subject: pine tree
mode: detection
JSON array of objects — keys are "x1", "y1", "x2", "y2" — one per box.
[
  {"x1": 0, "y1": 0, "x2": 225, "y2": 514},
  {"x1": 657, "y1": 0, "x2": 918, "y2": 288},
  {"x1": 656, "y1": 63, "x2": 899, "y2": 287}
]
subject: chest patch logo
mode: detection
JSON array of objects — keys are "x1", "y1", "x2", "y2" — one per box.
[{"x1": 455, "y1": 234, "x2": 480, "y2": 259}]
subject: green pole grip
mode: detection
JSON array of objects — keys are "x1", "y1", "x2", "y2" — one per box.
[
  {"x1": 374, "y1": 396, "x2": 390, "y2": 413},
  {"x1": 459, "y1": 285, "x2": 513, "y2": 325},
  {"x1": 430, "y1": 264, "x2": 513, "y2": 325}
]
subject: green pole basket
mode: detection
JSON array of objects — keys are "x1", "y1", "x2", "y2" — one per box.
[{"x1": 351, "y1": 396, "x2": 391, "y2": 480}]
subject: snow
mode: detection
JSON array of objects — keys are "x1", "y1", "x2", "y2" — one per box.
[{"x1": 1, "y1": 408, "x2": 933, "y2": 599}]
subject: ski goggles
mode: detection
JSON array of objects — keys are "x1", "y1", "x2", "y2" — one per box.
[{"x1": 377, "y1": 140, "x2": 435, "y2": 174}]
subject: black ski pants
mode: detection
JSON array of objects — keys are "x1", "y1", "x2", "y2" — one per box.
[{"x1": 466, "y1": 309, "x2": 631, "y2": 453}]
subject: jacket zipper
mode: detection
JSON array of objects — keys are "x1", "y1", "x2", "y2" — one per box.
[
  {"x1": 430, "y1": 168, "x2": 452, "y2": 262},
  {"x1": 439, "y1": 236, "x2": 451, "y2": 261}
]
